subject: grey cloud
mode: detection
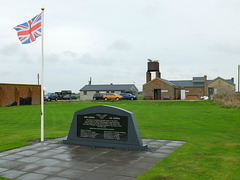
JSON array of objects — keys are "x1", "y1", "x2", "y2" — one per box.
[
  {"x1": 0, "y1": 43, "x2": 20, "y2": 56},
  {"x1": 62, "y1": 50, "x2": 77, "y2": 58},
  {"x1": 107, "y1": 40, "x2": 132, "y2": 51},
  {"x1": 44, "y1": 51, "x2": 114, "y2": 67},
  {"x1": 45, "y1": 51, "x2": 77, "y2": 64},
  {"x1": 0, "y1": 70, "x2": 11, "y2": 78},
  {"x1": 75, "y1": 53, "x2": 113, "y2": 65},
  {"x1": 0, "y1": 43, "x2": 37, "y2": 64},
  {"x1": 211, "y1": 43, "x2": 240, "y2": 55},
  {"x1": 19, "y1": 53, "x2": 35, "y2": 64},
  {"x1": 46, "y1": 53, "x2": 62, "y2": 63}
]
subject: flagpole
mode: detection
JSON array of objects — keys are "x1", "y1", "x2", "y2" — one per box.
[{"x1": 41, "y1": 7, "x2": 45, "y2": 142}]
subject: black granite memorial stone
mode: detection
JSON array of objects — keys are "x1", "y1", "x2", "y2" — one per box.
[{"x1": 63, "y1": 105, "x2": 147, "y2": 150}]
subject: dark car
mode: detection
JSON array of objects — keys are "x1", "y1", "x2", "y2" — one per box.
[
  {"x1": 93, "y1": 93, "x2": 104, "y2": 100},
  {"x1": 44, "y1": 93, "x2": 58, "y2": 101},
  {"x1": 63, "y1": 94, "x2": 77, "y2": 100},
  {"x1": 120, "y1": 93, "x2": 137, "y2": 100}
]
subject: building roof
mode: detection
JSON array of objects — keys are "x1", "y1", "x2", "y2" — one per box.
[
  {"x1": 143, "y1": 78, "x2": 206, "y2": 88},
  {"x1": 143, "y1": 78, "x2": 177, "y2": 87},
  {"x1": 80, "y1": 84, "x2": 138, "y2": 91},
  {"x1": 143, "y1": 76, "x2": 234, "y2": 88},
  {"x1": 208, "y1": 77, "x2": 235, "y2": 86},
  {"x1": 170, "y1": 80, "x2": 205, "y2": 88}
]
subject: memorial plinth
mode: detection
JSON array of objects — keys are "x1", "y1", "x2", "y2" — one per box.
[{"x1": 63, "y1": 105, "x2": 147, "y2": 150}]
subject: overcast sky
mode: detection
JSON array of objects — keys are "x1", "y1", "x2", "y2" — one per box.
[{"x1": 0, "y1": 0, "x2": 240, "y2": 93}]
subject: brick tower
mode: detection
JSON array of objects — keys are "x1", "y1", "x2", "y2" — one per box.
[{"x1": 146, "y1": 61, "x2": 161, "y2": 83}]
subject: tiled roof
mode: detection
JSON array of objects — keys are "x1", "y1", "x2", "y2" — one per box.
[
  {"x1": 80, "y1": 84, "x2": 138, "y2": 91},
  {"x1": 170, "y1": 80, "x2": 205, "y2": 88},
  {"x1": 143, "y1": 77, "x2": 234, "y2": 88},
  {"x1": 143, "y1": 78, "x2": 177, "y2": 87}
]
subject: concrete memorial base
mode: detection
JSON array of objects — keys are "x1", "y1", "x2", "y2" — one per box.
[{"x1": 0, "y1": 137, "x2": 185, "y2": 180}]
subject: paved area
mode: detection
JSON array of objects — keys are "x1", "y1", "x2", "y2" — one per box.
[{"x1": 0, "y1": 137, "x2": 185, "y2": 180}]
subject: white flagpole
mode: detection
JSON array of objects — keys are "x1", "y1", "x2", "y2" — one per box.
[{"x1": 41, "y1": 7, "x2": 45, "y2": 142}]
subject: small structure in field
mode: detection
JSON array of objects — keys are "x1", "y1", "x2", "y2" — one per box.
[{"x1": 0, "y1": 83, "x2": 41, "y2": 107}]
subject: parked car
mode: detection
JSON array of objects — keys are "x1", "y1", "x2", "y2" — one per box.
[
  {"x1": 44, "y1": 93, "x2": 58, "y2": 101},
  {"x1": 120, "y1": 93, "x2": 137, "y2": 100},
  {"x1": 93, "y1": 93, "x2": 104, "y2": 100},
  {"x1": 103, "y1": 93, "x2": 123, "y2": 100},
  {"x1": 63, "y1": 94, "x2": 77, "y2": 100}
]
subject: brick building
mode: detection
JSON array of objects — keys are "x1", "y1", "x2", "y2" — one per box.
[
  {"x1": 143, "y1": 62, "x2": 235, "y2": 100},
  {"x1": 0, "y1": 83, "x2": 41, "y2": 107}
]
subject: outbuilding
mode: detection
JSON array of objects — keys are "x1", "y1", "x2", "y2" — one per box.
[
  {"x1": 79, "y1": 84, "x2": 138, "y2": 100},
  {"x1": 0, "y1": 83, "x2": 41, "y2": 107}
]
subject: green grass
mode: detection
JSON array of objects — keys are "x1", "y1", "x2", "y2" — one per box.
[
  {"x1": 0, "y1": 177, "x2": 11, "y2": 180},
  {"x1": 0, "y1": 100, "x2": 240, "y2": 179},
  {"x1": 137, "y1": 94, "x2": 143, "y2": 100}
]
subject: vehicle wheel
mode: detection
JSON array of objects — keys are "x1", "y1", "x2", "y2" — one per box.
[
  {"x1": 47, "y1": 99, "x2": 50, "y2": 101},
  {"x1": 105, "y1": 97, "x2": 108, "y2": 100},
  {"x1": 116, "y1": 97, "x2": 119, "y2": 100},
  {"x1": 93, "y1": 97, "x2": 96, "y2": 100},
  {"x1": 130, "y1": 97, "x2": 133, "y2": 100},
  {"x1": 55, "y1": 98, "x2": 57, "y2": 101}
]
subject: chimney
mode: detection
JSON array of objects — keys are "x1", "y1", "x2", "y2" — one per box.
[
  {"x1": 110, "y1": 83, "x2": 113, "y2": 85},
  {"x1": 231, "y1": 77, "x2": 234, "y2": 83},
  {"x1": 204, "y1": 75, "x2": 207, "y2": 96}
]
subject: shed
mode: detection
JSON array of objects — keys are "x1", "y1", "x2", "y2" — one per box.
[{"x1": 0, "y1": 83, "x2": 41, "y2": 107}]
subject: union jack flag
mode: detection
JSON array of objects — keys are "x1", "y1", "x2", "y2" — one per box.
[{"x1": 14, "y1": 13, "x2": 42, "y2": 44}]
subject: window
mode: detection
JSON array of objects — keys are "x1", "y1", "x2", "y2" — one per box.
[
  {"x1": 84, "y1": 91, "x2": 87, "y2": 95},
  {"x1": 106, "y1": 91, "x2": 109, "y2": 93},
  {"x1": 96, "y1": 91, "x2": 99, "y2": 93},
  {"x1": 111, "y1": 91, "x2": 115, "y2": 93}
]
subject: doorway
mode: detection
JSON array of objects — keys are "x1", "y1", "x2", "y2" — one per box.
[
  {"x1": 154, "y1": 89, "x2": 161, "y2": 100},
  {"x1": 208, "y1": 87, "x2": 214, "y2": 97},
  {"x1": 180, "y1": 90, "x2": 186, "y2": 100}
]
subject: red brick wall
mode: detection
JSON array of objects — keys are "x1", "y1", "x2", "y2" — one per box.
[
  {"x1": 143, "y1": 79, "x2": 175, "y2": 100},
  {"x1": 182, "y1": 87, "x2": 204, "y2": 99},
  {"x1": 142, "y1": 79, "x2": 205, "y2": 100},
  {"x1": 0, "y1": 84, "x2": 41, "y2": 107}
]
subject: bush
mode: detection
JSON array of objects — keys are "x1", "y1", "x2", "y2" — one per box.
[{"x1": 212, "y1": 94, "x2": 240, "y2": 108}]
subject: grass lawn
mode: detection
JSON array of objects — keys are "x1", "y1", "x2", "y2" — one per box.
[{"x1": 0, "y1": 100, "x2": 239, "y2": 179}]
